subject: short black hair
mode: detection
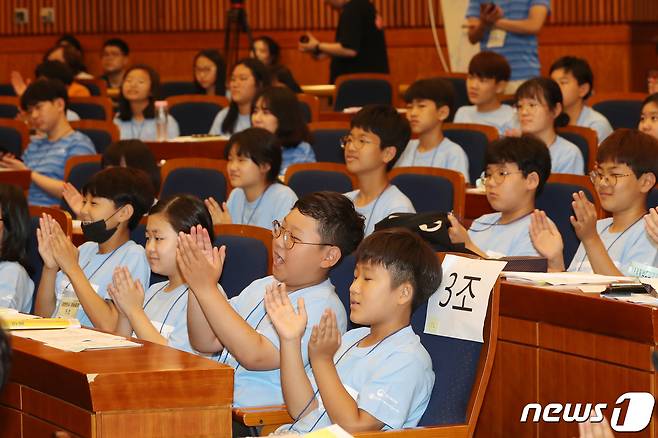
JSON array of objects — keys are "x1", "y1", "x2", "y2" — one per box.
[
  {"x1": 102, "y1": 140, "x2": 161, "y2": 194},
  {"x1": 20, "y1": 78, "x2": 68, "y2": 111},
  {"x1": 355, "y1": 228, "x2": 442, "y2": 312},
  {"x1": 35, "y1": 61, "x2": 74, "y2": 86},
  {"x1": 45, "y1": 44, "x2": 86, "y2": 76},
  {"x1": 253, "y1": 36, "x2": 281, "y2": 65},
  {"x1": 597, "y1": 128, "x2": 658, "y2": 179},
  {"x1": 549, "y1": 56, "x2": 594, "y2": 100},
  {"x1": 642, "y1": 92, "x2": 658, "y2": 109},
  {"x1": 269, "y1": 64, "x2": 302, "y2": 93},
  {"x1": 403, "y1": 77, "x2": 455, "y2": 117},
  {"x1": 485, "y1": 135, "x2": 552, "y2": 196},
  {"x1": 224, "y1": 127, "x2": 282, "y2": 183},
  {"x1": 254, "y1": 86, "x2": 310, "y2": 148},
  {"x1": 103, "y1": 38, "x2": 130, "y2": 56},
  {"x1": 149, "y1": 194, "x2": 215, "y2": 241},
  {"x1": 351, "y1": 104, "x2": 412, "y2": 171},
  {"x1": 117, "y1": 64, "x2": 161, "y2": 122},
  {"x1": 82, "y1": 167, "x2": 155, "y2": 230},
  {"x1": 0, "y1": 184, "x2": 30, "y2": 271},
  {"x1": 515, "y1": 77, "x2": 569, "y2": 128},
  {"x1": 293, "y1": 191, "x2": 364, "y2": 260},
  {"x1": 57, "y1": 34, "x2": 82, "y2": 53},
  {"x1": 468, "y1": 51, "x2": 511, "y2": 82},
  {"x1": 193, "y1": 49, "x2": 227, "y2": 96}
]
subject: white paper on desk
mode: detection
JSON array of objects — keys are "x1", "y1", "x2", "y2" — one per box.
[
  {"x1": 11, "y1": 327, "x2": 141, "y2": 352},
  {"x1": 503, "y1": 271, "x2": 632, "y2": 285},
  {"x1": 425, "y1": 255, "x2": 506, "y2": 342},
  {"x1": 602, "y1": 294, "x2": 658, "y2": 306},
  {"x1": 0, "y1": 308, "x2": 38, "y2": 320}
]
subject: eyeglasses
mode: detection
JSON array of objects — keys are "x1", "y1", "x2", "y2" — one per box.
[
  {"x1": 272, "y1": 220, "x2": 331, "y2": 250},
  {"x1": 481, "y1": 170, "x2": 523, "y2": 185},
  {"x1": 340, "y1": 135, "x2": 375, "y2": 150},
  {"x1": 589, "y1": 171, "x2": 632, "y2": 187}
]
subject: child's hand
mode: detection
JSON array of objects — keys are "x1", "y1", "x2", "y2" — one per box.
[
  {"x1": 62, "y1": 183, "x2": 84, "y2": 217},
  {"x1": 264, "y1": 281, "x2": 307, "y2": 341},
  {"x1": 578, "y1": 411, "x2": 615, "y2": 438},
  {"x1": 308, "y1": 310, "x2": 341, "y2": 363},
  {"x1": 0, "y1": 155, "x2": 28, "y2": 170},
  {"x1": 177, "y1": 231, "x2": 226, "y2": 293},
  {"x1": 205, "y1": 197, "x2": 232, "y2": 225},
  {"x1": 189, "y1": 225, "x2": 216, "y2": 264},
  {"x1": 48, "y1": 216, "x2": 79, "y2": 274},
  {"x1": 644, "y1": 208, "x2": 658, "y2": 245},
  {"x1": 36, "y1": 214, "x2": 58, "y2": 269},
  {"x1": 108, "y1": 267, "x2": 145, "y2": 317},
  {"x1": 570, "y1": 191, "x2": 598, "y2": 243},
  {"x1": 447, "y1": 212, "x2": 470, "y2": 245},
  {"x1": 529, "y1": 210, "x2": 564, "y2": 260}
]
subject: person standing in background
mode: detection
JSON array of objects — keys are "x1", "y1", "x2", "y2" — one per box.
[{"x1": 466, "y1": 0, "x2": 550, "y2": 93}]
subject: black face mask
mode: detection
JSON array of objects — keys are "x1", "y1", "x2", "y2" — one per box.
[{"x1": 81, "y1": 208, "x2": 121, "y2": 244}]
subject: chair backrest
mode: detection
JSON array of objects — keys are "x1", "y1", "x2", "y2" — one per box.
[
  {"x1": 160, "y1": 81, "x2": 198, "y2": 98},
  {"x1": 443, "y1": 123, "x2": 499, "y2": 184},
  {"x1": 411, "y1": 258, "x2": 499, "y2": 432},
  {"x1": 64, "y1": 154, "x2": 103, "y2": 186},
  {"x1": 70, "y1": 120, "x2": 120, "y2": 154},
  {"x1": 27, "y1": 206, "x2": 73, "y2": 288},
  {"x1": 214, "y1": 224, "x2": 272, "y2": 298},
  {"x1": 438, "y1": 73, "x2": 469, "y2": 118},
  {"x1": 649, "y1": 187, "x2": 658, "y2": 209},
  {"x1": 160, "y1": 158, "x2": 229, "y2": 202},
  {"x1": 68, "y1": 96, "x2": 113, "y2": 122},
  {"x1": 334, "y1": 73, "x2": 394, "y2": 111},
  {"x1": 308, "y1": 121, "x2": 350, "y2": 163},
  {"x1": 536, "y1": 174, "x2": 602, "y2": 267},
  {"x1": 0, "y1": 170, "x2": 31, "y2": 195},
  {"x1": 0, "y1": 96, "x2": 20, "y2": 119},
  {"x1": 0, "y1": 119, "x2": 29, "y2": 157},
  {"x1": 328, "y1": 253, "x2": 356, "y2": 320},
  {"x1": 0, "y1": 84, "x2": 16, "y2": 96},
  {"x1": 77, "y1": 79, "x2": 108, "y2": 96},
  {"x1": 590, "y1": 92, "x2": 646, "y2": 130},
  {"x1": 284, "y1": 162, "x2": 356, "y2": 198},
  {"x1": 499, "y1": 93, "x2": 516, "y2": 106},
  {"x1": 166, "y1": 95, "x2": 230, "y2": 135},
  {"x1": 146, "y1": 139, "x2": 228, "y2": 161},
  {"x1": 557, "y1": 125, "x2": 597, "y2": 173},
  {"x1": 389, "y1": 167, "x2": 466, "y2": 217},
  {"x1": 297, "y1": 93, "x2": 320, "y2": 123}
]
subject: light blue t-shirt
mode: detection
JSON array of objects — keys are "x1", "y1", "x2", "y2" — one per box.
[
  {"x1": 53, "y1": 240, "x2": 151, "y2": 327},
  {"x1": 344, "y1": 186, "x2": 416, "y2": 235},
  {"x1": 453, "y1": 104, "x2": 517, "y2": 135},
  {"x1": 0, "y1": 261, "x2": 34, "y2": 313},
  {"x1": 23, "y1": 130, "x2": 96, "y2": 206},
  {"x1": 576, "y1": 106, "x2": 613, "y2": 143},
  {"x1": 281, "y1": 141, "x2": 316, "y2": 177},
  {"x1": 395, "y1": 138, "x2": 470, "y2": 183},
  {"x1": 549, "y1": 135, "x2": 585, "y2": 175},
  {"x1": 66, "y1": 109, "x2": 80, "y2": 121},
  {"x1": 466, "y1": 0, "x2": 551, "y2": 81},
  {"x1": 221, "y1": 276, "x2": 348, "y2": 407},
  {"x1": 226, "y1": 183, "x2": 298, "y2": 229},
  {"x1": 142, "y1": 281, "x2": 194, "y2": 353},
  {"x1": 280, "y1": 326, "x2": 435, "y2": 433},
  {"x1": 113, "y1": 114, "x2": 180, "y2": 141},
  {"x1": 567, "y1": 218, "x2": 658, "y2": 276},
  {"x1": 468, "y1": 212, "x2": 538, "y2": 257},
  {"x1": 208, "y1": 107, "x2": 251, "y2": 136}
]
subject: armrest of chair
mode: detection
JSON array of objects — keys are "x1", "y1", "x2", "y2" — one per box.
[
  {"x1": 232, "y1": 405, "x2": 294, "y2": 435},
  {"x1": 354, "y1": 424, "x2": 468, "y2": 438}
]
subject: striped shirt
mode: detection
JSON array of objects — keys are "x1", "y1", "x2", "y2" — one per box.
[
  {"x1": 466, "y1": 0, "x2": 551, "y2": 81},
  {"x1": 23, "y1": 130, "x2": 95, "y2": 206}
]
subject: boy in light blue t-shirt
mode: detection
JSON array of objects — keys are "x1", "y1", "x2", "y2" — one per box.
[{"x1": 267, "y1": 228, "x2": 440, "y2": 434}]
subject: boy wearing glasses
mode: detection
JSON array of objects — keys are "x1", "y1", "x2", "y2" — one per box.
[
  {"x1": 448, "y1": 136, "x2": 551, "y2": 258},
  {"x1": 343, "y1": 105, "x2": 415, "y2": 235},
  {"x1": 180, "y1": 191, "x2": 364, "y2": 408},
  {"x1": 530, "y1": 129, "x2": 658, "y2": 275}
]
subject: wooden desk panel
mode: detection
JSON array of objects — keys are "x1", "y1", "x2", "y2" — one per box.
[
  {"x1": 476, "y1": 282, "x2": 658, "y2": 438},
  {"x1": 1, "y1": 336, "x2": 234, "y2": 438}
]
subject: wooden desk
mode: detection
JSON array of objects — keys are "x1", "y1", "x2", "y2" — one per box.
[
  {"x1": 146, "y1": 139, "x2": 228, "y2": 162},
  {"x1": 475, "y1": 281, "x2": 658, "y2": 437},
  {"x1": 300, "y1": 84, "x2": 334, "y2": 98},
  {"x1": 0, "y1": 335, "x2": 233, "y2": 437}
]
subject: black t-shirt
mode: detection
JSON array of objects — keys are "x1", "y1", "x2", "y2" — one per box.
[{"x1": 330, "y1": 0, "x2": 389, "y2": 83}]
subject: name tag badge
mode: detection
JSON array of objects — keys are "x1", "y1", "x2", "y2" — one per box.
[
  {"x1": 628, "y1": 262, "x2": 658, "y2": 278},
  {"x1": 487, "y1": 29, "x2": 507, "y2": 48},
  {"x1": 56, "y1": 294, "x2": 81, "y2": 319}
]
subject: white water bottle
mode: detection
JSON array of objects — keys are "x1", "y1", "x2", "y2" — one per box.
[{"x1": 155, "y1": 100, "x2": 169, "y2": 142}]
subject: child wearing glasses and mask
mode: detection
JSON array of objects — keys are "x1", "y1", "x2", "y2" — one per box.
[
  {"x1": 448, "y1": 136, "x2": 551, "y2": 258},
  {"x1": 180, "y1": 191, "x2": 364, "y2": 412},
  {"x1": 530, "y1": 129, "x2": 658, "y2": 275}
]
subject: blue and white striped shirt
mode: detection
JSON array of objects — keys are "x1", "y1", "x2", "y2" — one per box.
[
  {"x1": 23, "y1": 130, "x2": 95, "y2": 206},
  {"x1": 466, "y1": 0, "x2": 551, "y2": 81}
]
